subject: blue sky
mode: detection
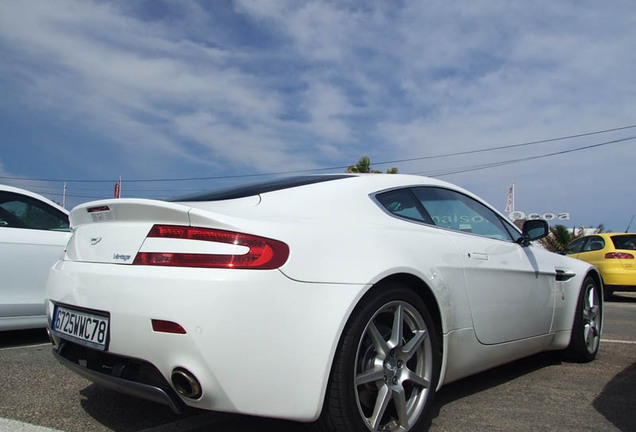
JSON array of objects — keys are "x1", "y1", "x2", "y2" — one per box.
[{"x1": 1, "y1": 0, "x2": 634, "y2": 232}]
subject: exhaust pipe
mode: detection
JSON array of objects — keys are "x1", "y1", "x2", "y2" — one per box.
[{"x1": 171, "y1": 368, "x2": 202, "y2": 399}]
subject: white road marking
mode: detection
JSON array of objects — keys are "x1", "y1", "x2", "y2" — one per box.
[
  {"x1": 602, "y1": 339, "x2": 636, "y2": 344},
  {"x1": 0, "y1": 343, "x2": 50, "y2": 351},
  {"x1": 0, "y1": 418, "x2": 64, "y2": 432}
]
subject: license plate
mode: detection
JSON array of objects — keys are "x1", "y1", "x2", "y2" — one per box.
[{"x1": 52, "y1": 305, "x2": 109, "y2": 350}]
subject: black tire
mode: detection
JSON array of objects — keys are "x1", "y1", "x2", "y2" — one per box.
[
  {"x1": 562, "y1": 276, "x2": 602, "y2": 363},
  {"x1": 314, "y1": 282, "x2": 441, "y2": 432}
]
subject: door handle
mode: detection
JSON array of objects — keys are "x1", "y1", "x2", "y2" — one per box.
[
  {"x1": 468, "y1": 252, "x2": 488, "y2": 261},
  {"x1": 555, "y1": 268, "x2": 576, "y2": 281}
]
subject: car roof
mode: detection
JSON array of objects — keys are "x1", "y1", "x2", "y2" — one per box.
[
  {"x1": 171, "y1": 173, "x2": 472, "y2": 202},
  {"x1": 168, "y1": 173, "x2": 514, "y2": 226},
  {"x1": 580, "y1": 233, "x2": 636, "y2": 238}
]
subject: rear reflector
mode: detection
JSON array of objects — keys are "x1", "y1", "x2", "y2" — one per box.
[
  {"x1": 133, "y1": 225, "x2": 289, "y2": 269},
  {"x1": 605, "y1": 252, "x2": 635, "y2": 259},
  {"x1": 151, "y1": 319, "x2": 187, "y2": 334}
]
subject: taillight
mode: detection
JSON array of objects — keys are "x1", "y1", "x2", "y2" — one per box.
[
  {"x1": 605, "y1": 252, "x2": 634, "y2": 259},
  {"x1": 133, "y1": 225, "x2": 289, "y2": 269}
]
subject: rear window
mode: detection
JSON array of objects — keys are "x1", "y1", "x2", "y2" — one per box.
[
  {"x1": 170, "y1": 175, "x2": 351, "y2": 202},
  {"x1": 611, "y1": 235, "x2": 636, "y2": 250}
]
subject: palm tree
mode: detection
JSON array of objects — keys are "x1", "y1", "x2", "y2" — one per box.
[
  {"x1": 539, "y1": 224, "x2": 583, "y2": 253},
  {"x1": 346, "y1": 156, "x2": 398, "y2": 174}
]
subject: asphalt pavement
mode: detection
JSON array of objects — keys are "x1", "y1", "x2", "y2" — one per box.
[{"x1": 1, "y1": 293, "x2": 634, "y2": 432}]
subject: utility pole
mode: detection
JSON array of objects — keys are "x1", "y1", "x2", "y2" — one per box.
[{"x1": 62, "y1": 182, "x2": 67, "y2": 209}]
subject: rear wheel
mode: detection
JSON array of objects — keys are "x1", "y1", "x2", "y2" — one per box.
[
  {"x1": 563, "y1": 276, "x2": 602, "y2": 362},
  {"x1": 315, "y1": 283, "x2": 441, "y2": 432}
]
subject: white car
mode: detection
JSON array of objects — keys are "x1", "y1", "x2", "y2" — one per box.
[
  {"x1": 46, "y1": 174, "x2": 602, "y2": 432},
  {"x1": 1, "y1": 184, "x2": 70, "y2": 331}
]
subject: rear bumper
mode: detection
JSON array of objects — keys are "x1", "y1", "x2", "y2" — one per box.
[
  {"x1": 51, "y1": 338, "x2": 184, "y2": 413},
  {"x1": 45, "y1": 260, "x2": 367, "y2": 421},
  {"x1": 599, "y1": 270, "x2": 636, "y2": 287}
]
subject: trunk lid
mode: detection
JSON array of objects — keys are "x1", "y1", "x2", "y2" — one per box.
[{"x1": 66, "y1": 199, "x2": 193, "y2": 265}]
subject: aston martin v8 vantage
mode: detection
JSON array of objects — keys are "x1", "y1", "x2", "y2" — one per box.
[{"x1": 46, "y1": 174, "x2": 602, "y2": 432}]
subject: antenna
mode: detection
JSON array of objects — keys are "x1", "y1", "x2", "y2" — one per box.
[{"x1": 626, "y1": 214, "x2": 635, "y2": 233}]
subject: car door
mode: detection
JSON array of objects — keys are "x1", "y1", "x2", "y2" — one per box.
[
  {"x1": 412, "y1": 187, "x2": 555, "y2": 345},
  {"x1": 0, "y1": 190, "x2": 70, "y2": 326}
]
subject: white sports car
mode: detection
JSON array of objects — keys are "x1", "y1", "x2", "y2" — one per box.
[{"x1": 46, "y1": 174, "x2": 602, "y2": 432}]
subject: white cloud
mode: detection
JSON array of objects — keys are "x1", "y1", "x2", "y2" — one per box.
[{"x1": 0, "y1": 0, "x2": 635, "y2": 229}]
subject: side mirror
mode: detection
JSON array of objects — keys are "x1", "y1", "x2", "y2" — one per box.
[{"x1": 517, "y1": 219, "x2": 549, "y2": 246}]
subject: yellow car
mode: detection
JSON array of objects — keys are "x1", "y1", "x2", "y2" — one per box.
[{"x1": 566, "y1": 233, "x2": 636, "y2": 298}]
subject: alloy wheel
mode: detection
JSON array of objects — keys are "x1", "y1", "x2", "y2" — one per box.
[{"x1": 354, "y1": 301, "x2": 433, "y2": 431}]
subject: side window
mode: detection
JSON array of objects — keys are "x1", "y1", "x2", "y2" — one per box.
[
  {"x1": 582, "y1": 236, "x2": 605, "y2": 252},
  {"x1": 565, "y1": 237, "x2": 588, "y2": 254},
  {"x1": 375, "y1": 189, "x2": 432, "y2": 223},
  {"x1": 0, "y1": 192, "x2": 70, "y2": 231},
  {"x1": 412, "y1": 187, "x2": 514, "y2": 241}
]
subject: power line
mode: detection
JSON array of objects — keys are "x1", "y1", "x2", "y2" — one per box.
[
  {"x1": 377, "y1": 123, "x2": 636, "y2": 167},
  {"x1": 1, "y1": 123, "x2": 635, "y2": 184},
  {"x1": 419, "y1": 135, "x2": 636, "y2": 177}
]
